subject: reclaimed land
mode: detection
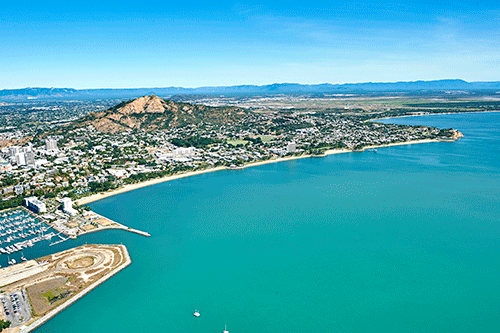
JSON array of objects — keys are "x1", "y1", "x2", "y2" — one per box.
[{"x1": 0, "y1": 244, "x2": 131, "y2": 333}]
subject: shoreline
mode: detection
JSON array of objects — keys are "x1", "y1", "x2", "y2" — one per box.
[
  {"x1": 371, "y1": 110, "x2": 500, "y2": 122},
  {"x1": 76, "y1": 139, "x2": 448, "y2": 205}
]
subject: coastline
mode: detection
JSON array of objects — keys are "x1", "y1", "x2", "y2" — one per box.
[
  {"x1": 371, "y1": 110, "x2": 500, "y2": 122},
  {"x1": 76, "y1": 139, "x2": 447, "y2": 205}
]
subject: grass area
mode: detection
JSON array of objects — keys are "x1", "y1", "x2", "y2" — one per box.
[
  {"x1": 68, "y1": 256, "x2": 95, "y2": 269},
  {"x1": 256, "y1": 135, "x2": 274, "y2": 142},
  {"x1": 41, "y1": 289, "x2": 56, "y2": 301},
  {"x1": 227, "y1": 139, "x2": 249, "y2": 146},
  {"x1": 257, "y1": 97, "x2": 432, "y2": 110}
]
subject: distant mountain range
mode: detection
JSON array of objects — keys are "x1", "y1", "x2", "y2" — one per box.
[{"x1": 2, "y1": 79, "x2": 500, "y2": 100}]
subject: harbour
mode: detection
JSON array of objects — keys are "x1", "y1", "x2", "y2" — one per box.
[{"x1": 0, "y1": 209, "x2": 57, "y2": 261}]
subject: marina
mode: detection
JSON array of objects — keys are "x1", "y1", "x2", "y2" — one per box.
[{"x1": 0, "y1": 209, "x2": 57, "y2": 264}]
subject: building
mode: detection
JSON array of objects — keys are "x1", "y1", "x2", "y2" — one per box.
[
  {"x1": 9, "y1": 146, "x2": 21, "y2": 158},
  {"x1": 15, "y1": 152, "x2": 26, "y2": 166},
  {"x1": 24, "y1": 197, "x2": 47, "y2": 213},
  {"x1": 45, "y1": 138, "x2": 58, "y2": 151},
  {"x1": 107, "y1": 169, "x2": 127, "y2": 178},
  {"x1": 61, "y1": 197, "x2": 78, "y2": 216},
  {"x1": 25, "y1": 151, "x2": 35, "y2": 166},
  {"x1": 14, "y1": 185, "x2": 24, "y2": 195},
  {"x1": 287, "y1": 142, "x2": 297, "y2": 153}
]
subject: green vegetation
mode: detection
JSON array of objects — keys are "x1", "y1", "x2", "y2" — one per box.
[
  {"x1": 88, "y1": 181, "x2": 116, "y2": 193},
  {"x1": 124, "y1": 171, "x2": 170, "y2": 184},
  {"x1": 0, "y1": 319, "x2": 11, "y2": 331},
  {"x1": 0, "y1": 177, "x2": 16, "y2": 187},
  {"x1": 171, "y1": 136, "x2": 222, "y2": 148},
  {"x1": 0, "y1": 196, "x2": 25, "y2": 211},
  {"x1": 42, "y1": 289, "x2": 71, "y2": 304},
  {"x1": 227, "y1": 139, "x2": 249, "y2": 146},
  {"x1": 256, "y1": 135, "x2": 274, "y2": 142}
]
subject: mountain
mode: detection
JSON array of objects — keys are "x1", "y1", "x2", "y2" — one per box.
[
  {"x1": 2, "y1": 80, "x2": 500, "y2": 100},
  {"x1": 67, "y1": 95, "x2": 248, "y2": 133},
  {"x1": 0, "y1": 87, "x2": 78, "y2": 99}
]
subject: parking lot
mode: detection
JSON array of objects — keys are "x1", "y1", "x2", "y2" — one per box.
[{"x1": 1, "y1": 290, "x2": 31, "y2": 326}]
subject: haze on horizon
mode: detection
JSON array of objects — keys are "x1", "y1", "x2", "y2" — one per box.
[{"x1": 1, "y1": 0, "x2": 499, "y2": 89}]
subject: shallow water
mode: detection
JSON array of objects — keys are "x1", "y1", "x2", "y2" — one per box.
[{"x1": 34, "y1": 112, "x2": 500, "y2": 333}]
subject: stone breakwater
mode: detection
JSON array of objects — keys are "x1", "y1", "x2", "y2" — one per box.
[{"x1": 18, "y1": 245, "x2": 131, "y2": 333}]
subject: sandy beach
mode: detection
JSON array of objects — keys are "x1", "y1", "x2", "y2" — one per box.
[{"x1": 76, "y1": 139, "x2": 446, "y2": 205}]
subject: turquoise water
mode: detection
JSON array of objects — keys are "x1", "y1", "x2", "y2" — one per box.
[{"x1": 35, "y1": 112, "x2": 500, "y2": 333}]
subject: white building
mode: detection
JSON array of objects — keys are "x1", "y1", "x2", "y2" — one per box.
[
  {"x1": 14, "y1": 185, "x2": 24, "y2": 195},
  {"x1": 25, "y1": 151, "x2": 35, "y2": 166},
  {"x1": 157, "y1": 147, "x2": 197, "y2": 160},
  {"x1": 45, "y1": 138, "x2": 58, "y2": 151},
  {"x1": 24, "y1": 197, "x2": 47, "y2": 213},
  {"x1": 61, "y1": 197, "x2": 78, "y2": 216},
  {"x1": 9, "y1": 146, "x2": 21, "y2": 157},
  {"x1": 15, "y1": 152, "x2": 26, "y2": 166},
  {"x1": 173, "y1": 147, "x2": 196, "y2": 156},
  {"x1": 107, "y1": 169, "x2": 128, "y2": 178},
  {"x1": 287, "y1": 142, "x2": 297, "y2": 153}
]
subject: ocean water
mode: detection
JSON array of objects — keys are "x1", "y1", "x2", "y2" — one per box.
[{"x1": 33, "y1": 112, "x2": 500, "y2": 333}]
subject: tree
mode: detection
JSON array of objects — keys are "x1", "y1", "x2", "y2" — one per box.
[{"x1": 0, "y1": 319, "x2": 11, "y2": 331}]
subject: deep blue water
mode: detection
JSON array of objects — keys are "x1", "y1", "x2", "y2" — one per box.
[{"x1": 31, "y1": 112, "x2": 500, "y2": 333}]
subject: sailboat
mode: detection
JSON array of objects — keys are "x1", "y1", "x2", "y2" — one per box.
[{"x1": 223, "y1": 325, "x2": 229, "y2": 333}]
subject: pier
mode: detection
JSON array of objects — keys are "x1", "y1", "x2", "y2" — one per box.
[
  {"x1": 121, "y1": 227, "x2": 151, "y2": 237},
  {"x1": 49, "y1": 234, "x2": 69, "y2": 246}
]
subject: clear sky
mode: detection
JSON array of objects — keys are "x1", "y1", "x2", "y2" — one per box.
[{"x1": 1, "y1": 0, "x2": 499, "y2": 88}]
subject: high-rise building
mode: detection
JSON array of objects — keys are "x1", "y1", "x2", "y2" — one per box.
[
  {"x1": 25, "y1": 151, "x2": 35, "y2": 166},
  {"x1": 9, "y1": 146, "x2": 21, "y2": 157},
  {"x1": 45, "y1": 138, "x2": 58, "y2": 151},
  {"x1": 61, "y1": 197, "x2": 78, "y2": 216},
  {"x1": 25, "y1": 142, "x2": 33, "y2": 152},
  {"x1": 15, "y1": 152, "x2": 26, "y2": 166}
]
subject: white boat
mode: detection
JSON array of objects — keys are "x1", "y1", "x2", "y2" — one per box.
[
  {"x1": 223, "y1": 325, "x2": 229, "y2": 333},
  {"x1": 193, "y1": 310, "x2": 200, "y2": 317}
]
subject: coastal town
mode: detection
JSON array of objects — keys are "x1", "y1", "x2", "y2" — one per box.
[{"x1": 0, "y1": 95, "x2": 466, "y2": 210}]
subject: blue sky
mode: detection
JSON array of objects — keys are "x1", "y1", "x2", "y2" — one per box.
[{"x1": 1, "y1": 0, "x2": 499, "y2": 88}]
